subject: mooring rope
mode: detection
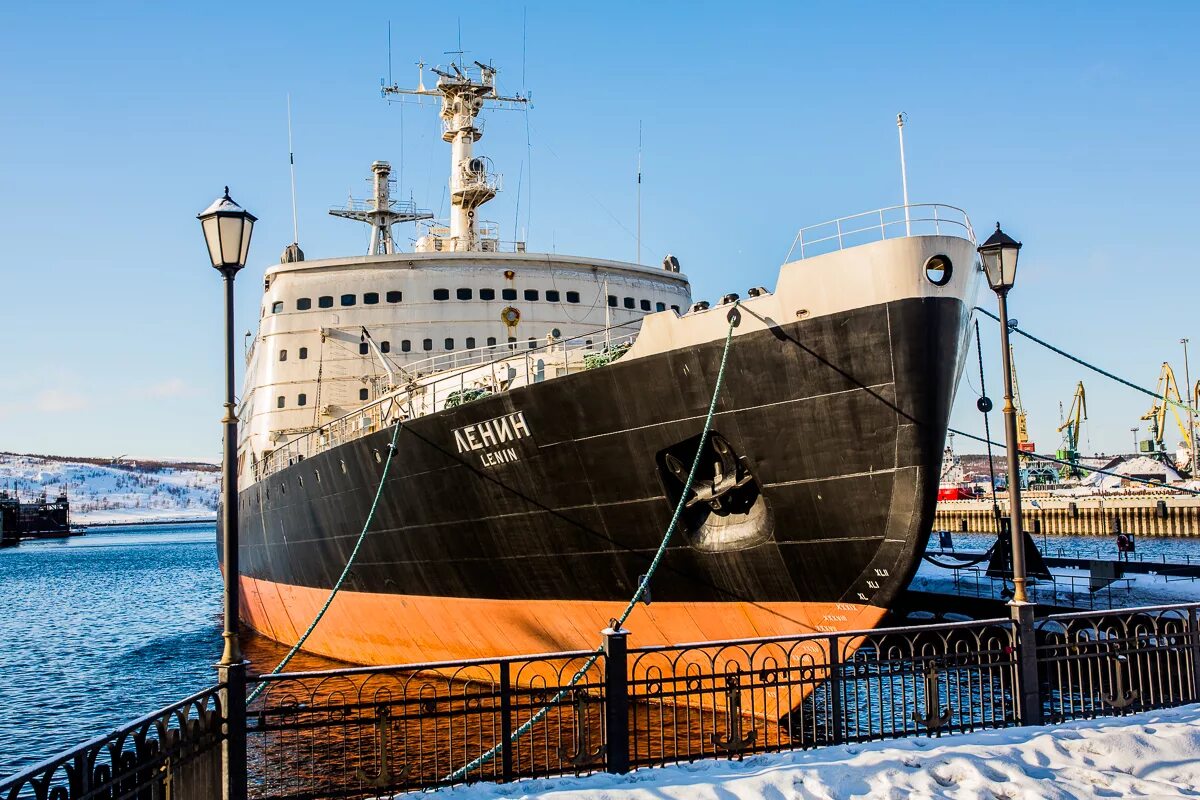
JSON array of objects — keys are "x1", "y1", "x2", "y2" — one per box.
[
  {"x1": 975, "y1": 307, "x2": 1200, "y2": 417},
  {"x1": 246, "y1": 417, "x2": 406, "y2": 704},
  {"x1": 442, "y1": 304, "x2": 741, "y2": 784}
]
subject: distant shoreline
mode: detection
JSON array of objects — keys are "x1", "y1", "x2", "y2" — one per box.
[{"x1": 78, "y1": 517, "x2": 217, "y2": 529}]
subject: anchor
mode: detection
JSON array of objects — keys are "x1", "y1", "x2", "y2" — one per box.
[
  {"x1": 1101, "y1": 654, "x2": 1139, "y2": 709},
  {"x1": 665, "y1": 434, "x2": 754, "y2": 512},
  {"x1": 912, "y1": 662, "x2": 952, "y2": 732},
  {"x1": 356, "y1": 706, "x2": 409, "y2": 787},
  {"x1": 711, "y1": 674, "x2": 757, "y2": 756},
  {"x1": 557, "y1": 689, "x2": 603, "y2": 769}
]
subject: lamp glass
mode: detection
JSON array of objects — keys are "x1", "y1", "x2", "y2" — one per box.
[
  {"x1": 218, "y1": 215, "x2": 245, "y2": 266},
  {"x1": 201, "y1": 216, "x2": 223, "y2": 267}
]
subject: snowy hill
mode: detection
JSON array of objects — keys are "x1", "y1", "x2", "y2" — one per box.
[{"x1": 0, "y1": 452, "x2": 219, "y2": 525}]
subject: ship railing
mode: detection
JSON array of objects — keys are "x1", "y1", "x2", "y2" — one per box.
[
  {"x1": 252, "y1": 322, "x2": 643, "y2": 481},
  {"x1": 785, "y1": 203, "x2": 976, "y2": 262}
]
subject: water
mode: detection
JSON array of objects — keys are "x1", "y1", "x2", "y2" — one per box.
[{"x1": 930, "y1": 531, "x2": 1200, "y2": 563}]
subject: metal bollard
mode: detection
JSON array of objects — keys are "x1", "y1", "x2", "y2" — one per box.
[{"x1": 601, "y1": 625, "x2": 630, "y2": 774}]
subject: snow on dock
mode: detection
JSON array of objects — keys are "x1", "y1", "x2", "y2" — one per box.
[{"x1": 437, "y1": 704, "x2": 1200, "y2": 799}]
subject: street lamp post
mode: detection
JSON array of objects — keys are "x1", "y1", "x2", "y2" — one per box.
[
  {"x1": 1131, "y1": 427, "x2": 1139, "y2": 455},
  {"x1": 978, "y1": 222, "x2": 1042, "y2": 725},
  {"x1": 198, "y1": 187, "x2": 257, "y2": 800}
]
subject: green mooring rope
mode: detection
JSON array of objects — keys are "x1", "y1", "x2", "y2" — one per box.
[
  {"x1": 443, "y1": 304, "x2": 741, "y2": 784},
  {"x1": 246, "y1": 417, "x2": 406, "y2": 704}
]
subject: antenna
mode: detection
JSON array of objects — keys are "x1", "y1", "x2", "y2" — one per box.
[
  {"x1": 387, "y1": 21, "x2": 393, "y2": 85},
  {"x1": 287, "y1": 94, "x2": 299, "y2": 244},
  {"x1": 636, "y1": 120, "x2": 643, "y2": 265},
  {"x1": 897, "y1": 112, "x2": 910, "y2": 236}
]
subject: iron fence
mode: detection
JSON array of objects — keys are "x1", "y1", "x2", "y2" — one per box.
[
  {"x1": 0, "y1": 686, "x2": 224, "y2": 800},
  {"x1": 1038, "y1": 602, "x2": 1200, "y2": 722},
  {"x1": 8, "y1": 602, "x2": 1200, "y2": 800},
  {"x1": 244, "y1": 649, "x2": 603, "y2": 799}
]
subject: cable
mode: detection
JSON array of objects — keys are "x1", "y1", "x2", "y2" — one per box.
[
  {"x1": 442, "y1": 304, "x2": 740, "y2": 784},
  {"x1": 976, "y1": 307, "x2": 1200, "y2": 416},
  {"x1": 246, "y1": 417, "x2": 405, "y2": 704},
  {"x1": 974, "y1": 321, "x2": 1002, "y2": 531}
]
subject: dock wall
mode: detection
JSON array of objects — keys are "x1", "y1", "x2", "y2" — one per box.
[{"x1": 934, "y1": 495, "x2": 1200, "y2": 536}]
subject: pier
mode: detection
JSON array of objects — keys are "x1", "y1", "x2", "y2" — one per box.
[{"x1": 935, "y1": 495, "x2": 1200, "y2": 536}]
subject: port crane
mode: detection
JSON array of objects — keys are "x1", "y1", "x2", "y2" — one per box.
[
  {"x1": 1055, "y1": 381, "x2": 1087, "y2": 479},
  {"x1": 1139, "y1": 362, "x2": 1193, "y2": 463},
  {"x1": 1011, "y1": 345, "x2": 1035, "y2": 454}
]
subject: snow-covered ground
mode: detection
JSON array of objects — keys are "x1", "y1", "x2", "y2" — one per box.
[
  {"x1": 911, "y1": 559, "x2": 1200, "y2": 609},
  {"x1": 438, "y1": 705, "x2": 1200, "y2": 799},
  {"x1": 0, "y1": 453, "x2": 218, "y2": 525}
]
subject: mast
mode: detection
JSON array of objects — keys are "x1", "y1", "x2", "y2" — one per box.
[
  {"x1": 382, "y1": 59, "x2": 528, "y2": 252},
  {"x1": 328, "y1": 161, "x2": 433, "y2": 255}
]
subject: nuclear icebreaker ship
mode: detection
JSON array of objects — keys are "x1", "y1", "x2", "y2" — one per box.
[{"x1": 225, "y1": 59, "x2": 981, "y2": 666}]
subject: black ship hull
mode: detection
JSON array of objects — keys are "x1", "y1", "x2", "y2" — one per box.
[{"x1": 231, "y1": 296, "x2": 969, "y2": 664}]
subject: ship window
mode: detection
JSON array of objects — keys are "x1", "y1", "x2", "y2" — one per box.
[
  {"x1": 507, "y1": 336, "x2": 517, "y2": 351},
  {"x1": 656, "y1": 301, "x2": 666, "y2": 311},
  {"x1": 271, "y1": 301, "x2": 284, "y2": 314},
  {"x1": 277, "y1": 396, "x2": 285, "y2": 409},
  {"x1": 546, "y1": 290, "x2": 560, "y2": 302},
  {"x1": 528, "y1": 337, "x2": 537, "y2": 349},
  {"x1": 640, "y1": 299, "x2": 651, "y2": 311},
  {"x1": 567, "y1": 291, "x2": 580, "y2": 303},
  {"x1": 466, "y1": 337, "x2": 476, "y2": 348},
  {"x1": 297, "y1": 297, "x2": 312, "y2": 311},
  {"x1": 423, "y1": 338, "x2": 433, "y2": 351},
  {"x1": 359, "y1": 342, "x2": 369, "y2": 355},
  {"x1": 386, "y1": 290, "x2": 402, "y2": 303},
  {"x1": 299, "y1": 347, "x2": 308, "y2": 359},
  {"x1": 401, "y1": 339, "x2": 411, "y2": 352},
  {"x1": 380, "y1": 340, "x2": 390, "y2": 353},
  {"x1": 480, "y1": 288, "x2": 496, "y2": 300},
  {"x1": 318, "y1": 296, "x2": 334, "y2": 308},
  {"x1": 434, "y1": 288, "x2": 450, "y2": 301},
  {"x1": 341, "y1": 294, "x2": 356, "y2": 306},
  {"x1": 279, "y1": 350, "x2": 287, "y2": 362},
  {"x1": 297, "y1": 393, "x2": 307, "y2": 407},
  {"x1": 585, "y1": 339, "x2": 593, "y2": 348},
  {"x1": 524, "y1": 289, "x2": 539, "y2": 301},
  {"x1": 502, "y1": 288, "x2": 517, "y2": 300},
  {"x1": 445, "y1": 338, "x2": 454, "y2": 350},
  {"x1": 359, "y1": 388, "x2": 369, "y2": 401},
  {"x1": 456, "y1": 288, "x2": 472, "y2": 300},
  {"x1": 670, "y1": 304, "x2": 680, "y2": 312},
  {"x1": 607, "y1": 295, "x2": 618, "y2": 307},
  {"x1": 364, "y1": 292, "x2": 379, "y2": 304},
  {"x1": 487, "y1": 336, "x2": 497, "y2": 346},
  {"x1": 624, "y1": 297, "x2": 635, "y2": 309},
  {"x1": 925, "y1": 254, "x2": 953, "y2": 286}
]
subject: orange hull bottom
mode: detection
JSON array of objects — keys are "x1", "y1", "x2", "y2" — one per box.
[{"x1": 240, "y1": 574, "x2": 886, "y2": 666}]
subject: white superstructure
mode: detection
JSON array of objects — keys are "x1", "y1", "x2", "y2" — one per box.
[{"x1": 239, "y1": 59, "x2": 692, "y2": 477}]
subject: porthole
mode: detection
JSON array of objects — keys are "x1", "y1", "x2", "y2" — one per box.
[
  {"x1": 480, "y1": 288, "x2": 496, "y2": 301},
  {"x1": 340, "y1": 460, "x2": 347, "y2": 474},
  {"x1": 374, "y1": 449, "x2": 382, "y2": 464},
  {"x1": 924, "y1": 254, "x2": 953, "y2": 286}
]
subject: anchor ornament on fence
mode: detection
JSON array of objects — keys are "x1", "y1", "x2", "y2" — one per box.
[
  {"x1": 912, "y1": 661, "x2": 952, "y2": 732},
  {"x1": 711, "y1": 673, "x2": 757, "y2": 756},
  {"x1": 357, "y1": 706, "x2": 410, "y2": 787},
  {"x1": 558, "y1": 688, "x2": 603, "y2": 769},
  {"x1": 1101, "y1": 654, "x2": 1139, "y2": 709}
]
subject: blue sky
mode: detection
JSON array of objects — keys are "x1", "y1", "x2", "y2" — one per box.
[{"x1": 1, "y1": 2, "x2": 1198, "y2": 461}]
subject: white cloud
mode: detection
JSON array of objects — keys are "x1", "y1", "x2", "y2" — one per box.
[
  {"x1": 34, "y1": 388, "x2": 88, "y2": 413},
  {"x1": 148, "y1": 377, "x2": 190, "y2": 398}
]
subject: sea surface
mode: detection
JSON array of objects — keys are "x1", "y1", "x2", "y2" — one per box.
[
  {"x1": 0, "y1": 523, "x2": 343, "y2": 779},
  {"x1": 1, "y1": 522, "x2": 1198, "y2": 779}
]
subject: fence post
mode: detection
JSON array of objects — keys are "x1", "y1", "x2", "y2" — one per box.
[
  {"x1": 602, "y1": 625, "x2": 630, "y2": 774},
  {"x1": 828, "y1": 635, "x2": 843, "y2": 744},
  {"x1": 1011, "y1": 603, "x2": 1043, "y2": 725},
  {"x1": 499, "y1": 661, "x2": 514, "y2": 782},
  {"x1": 217, "y1": 661, "x2": 248, "y2": 800},
  {"x1": 1188, "y1": 607, "x2": 1200, "y2": 701}
]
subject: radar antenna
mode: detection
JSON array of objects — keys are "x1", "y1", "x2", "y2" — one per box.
[
  {"x1": 328, "y1": 161, "x2": 433, "y2": 255},
  {"x1": 381, "y1": 57, "x2": 528, "y2": 252}
]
